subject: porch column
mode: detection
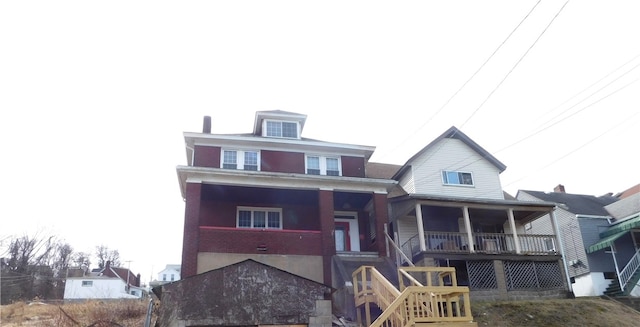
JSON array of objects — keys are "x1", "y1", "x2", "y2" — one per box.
[
  {"x1": 181, "y1": 182, "x2": 202, "y2": 278},
  {"x1": 550, "y1": 209, "x2": 573, "y2": 292},
  {"x1": 507, "y1": 208, "x2": 521, "y2": 254},
  {"x1": 415, "y1": 203, "x2": 427, "y2": 252},
  {"x1": 373, "y1": 192, "x2": 389, "y2": 256},
  {"x1": 319, "y1": 189, "x2": 335, "y2": 286},
  {"x1": 610, "y1": 243, "x2": 623, "y2": 291},
  {"x1": 463, "y1": 206, "x2": 474, "y2": 253}
]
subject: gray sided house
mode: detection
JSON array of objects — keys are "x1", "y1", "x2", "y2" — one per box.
[
  {"x1": 153, "y1": 259, "x2": 332, "y2": 327},
  {"x1": 517, "y1": 185, "x2": 640, "y2": 297}
]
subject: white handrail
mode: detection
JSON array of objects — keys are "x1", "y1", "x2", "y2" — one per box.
[
  {"x1": 385, "y1": 231, "x2": 415, "y2": 267},
  {"x1": 619, "y1": 248, "x2": 640, "y2": 291}
]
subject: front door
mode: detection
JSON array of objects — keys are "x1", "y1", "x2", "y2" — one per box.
[{"x1": 335, "y1": 221, "x2": 351, "y2": 251}]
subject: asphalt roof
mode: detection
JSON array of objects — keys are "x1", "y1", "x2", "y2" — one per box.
[{"x1": 519, "y1": 190, "x2": 619, "y2": 216}]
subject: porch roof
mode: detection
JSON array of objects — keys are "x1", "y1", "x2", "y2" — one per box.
[
  {"x1": 587, "y1": 213, "x2": 640, "y2": 253},
  {"x1": 587, "y1": 230, "x2": 628, "y2": 253},
  {"x1": 389, "y1": 193, "x2": 556, "y2": 223}
]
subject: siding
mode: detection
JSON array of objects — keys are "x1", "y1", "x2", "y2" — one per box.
[
  {"x1": 396, "y1": 216, "x2": 419, "y2": 248},
  {"x1": 405, "y1": 138, "x2": 504, "y2": 199},
  {"x1": 398, "y1": 167, "x2": 416, "y2": 194}
]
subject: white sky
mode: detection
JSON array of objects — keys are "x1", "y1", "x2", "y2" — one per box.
[{"x1": 1, "y1": 1, "x2": 638, "y2": 285}]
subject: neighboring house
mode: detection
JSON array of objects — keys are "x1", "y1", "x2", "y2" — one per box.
[
  {"x1": 64, "y1": 261, "x2": 144, "y2": 300},
  {"x1": 149, "y1": 264, "x2": 181, "y2": 288},
  {"x1": 176, "y1": 111, "x2": 397, "y2": 317},
  {"x1": 386, "y1": 126, "x2": 569, "y2": 301},
  {"x1": 516, "y1": 185, "x2": 640, "y2": 297}
]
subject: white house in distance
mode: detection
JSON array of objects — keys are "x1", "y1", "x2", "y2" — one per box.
[
  {"x1": 64, "y1": 261, "x2": 145, "y2": 300},
  {"x1": 149, "y1": 264, "x2": 181, "y2": 288}
]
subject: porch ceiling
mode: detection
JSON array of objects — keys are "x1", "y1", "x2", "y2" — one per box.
[{"x1": 389, "y1": 194, "x2": 555, "y2": 223}]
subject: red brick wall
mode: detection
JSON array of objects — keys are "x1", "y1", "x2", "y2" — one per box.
[
  {"x1": 373, "y1": 193, "x2": 389, "y2": 256},
  {"x1": 318, "y1": 190, "x2": 335, "y2": 285},
  {"x1": 261, "y1": 150, "x2": 305, "y2": 173},
  {"x1": 182, "y1": 182, "x2": 202, "y2": 278},
  {"x1": 193, "y1": 145, "x2": 221, "y2": 168},
  {"x1": 198, "y1": 227, "x2": 323, "y2": 255},
  {"x1": 341, "y1": 156, "x2": 365, "y2": 177}
]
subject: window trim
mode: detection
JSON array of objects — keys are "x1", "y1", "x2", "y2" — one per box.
[
  {"x1": 441, "y1": 170, "x2": 474, "y2": 187},
  {"x1": 263, "y1": 119, "x2": 300, "y2": 139},
  {"x1": 305, "y1": 155, "x2": 342, "y2": 176},
  {"x1": 236, "y1": 206, "x2": 283, "y2": 229},
  {"x1": 221, "y1": 149, "x2": 260, "y2": 171}
]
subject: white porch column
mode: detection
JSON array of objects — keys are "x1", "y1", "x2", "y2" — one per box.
[
  {"x1": 609, "y1": 243, "x2": 623, "y2": 291},
  {"x1": 550, "y1": 209, "x2": 573, "y2": 292},
  {"x1": 508, "y1": 208, "x2": 521, "y2": 254},
  {"x1": 416, "y1": 203, "x2": 427, "y2": 252},
  {"x1": 463, "y1": 206, "x2": 474, "y2": 253}
]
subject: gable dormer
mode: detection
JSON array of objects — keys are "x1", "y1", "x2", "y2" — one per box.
[{"x1": 253, "y1": 110, "x2": 307, "y2": 139}]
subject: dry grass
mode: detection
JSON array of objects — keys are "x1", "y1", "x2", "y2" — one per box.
[
  {"x1": 472, "y1": 297, "x2": 640, "y2": 327},
  {"x1": 0, "y1": 300, "x2": 148, "y2": 327}
]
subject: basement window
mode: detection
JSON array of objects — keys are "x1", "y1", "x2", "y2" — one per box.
[{"x1": 237, "y1": 207, "x2": 282, "y2": 229}]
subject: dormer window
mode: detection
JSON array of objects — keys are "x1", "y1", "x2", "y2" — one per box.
[
  {"x1": 265, "y1": 120, "x2": 299, "y2": 138},
  {"x1": 222, "y1": 149, "x2": 259, "y2": 171},
  {"x1": 306, "y1": 155, "x2": 341, "y2": 176},
  {"x1": 442, "y1": 170, "x2": 473, "y2": 186}
]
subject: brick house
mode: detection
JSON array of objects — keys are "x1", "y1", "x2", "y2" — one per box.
[
  {"x1": 175, "y1": 112, "x2": 571, "y2": 323},
  {"x1": 176, "y1": 111, "x2": 396, "y2": 298}
]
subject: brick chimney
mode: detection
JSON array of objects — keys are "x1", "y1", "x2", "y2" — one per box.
[
  {"x1": 554, "y1": 184, "x2": 565, "y2": 193},
  {"x1": 203, "y1": 116, "x2": 211, "y2": 133}
]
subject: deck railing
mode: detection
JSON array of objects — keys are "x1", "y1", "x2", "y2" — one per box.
[{"x1": 402, "y1": 231, "x2": 557, "y2": 259}]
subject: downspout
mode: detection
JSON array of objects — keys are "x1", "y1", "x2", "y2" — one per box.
[{"x1": 550, "y1": 208, "x2": 573, "y2": 292}]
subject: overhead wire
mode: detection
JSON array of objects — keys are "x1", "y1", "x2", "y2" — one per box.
[
  {"x1": 406, "y1": 0, "x2": 572, "y2": 187},
  {"x1": 376, "y1": 0, "x2": 543, "y2": 163},
  {"x1": 459, "y1": 0, "x2": 571, "y2": 129}
]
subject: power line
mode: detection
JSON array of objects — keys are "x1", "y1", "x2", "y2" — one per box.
[
  {"x1": 460, "y1": 0, "x2": 571, "y2": 129},
  {"x1": 501, "y1": 110, "x2": 640, "y2": 189},
  {"x1": 376, "y1": 0, "x2": 543, "y2": 162}
]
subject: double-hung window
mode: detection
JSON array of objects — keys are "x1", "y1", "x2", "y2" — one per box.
[
  {"x1": 222, "y1": 150, "x2": 259, "y2": 171},
  {"x1": 306, "y1": 155, "x2": 341, "y2": 176},
  {"x1": 442, "y1": 170, "x2": 473, "y2": 186},
  {"x1": 237, "y1": 207, "x2": 282, "y2": 229},
  {"x1": 265, "y1": 120, "x2": 298, "y2": 138}
]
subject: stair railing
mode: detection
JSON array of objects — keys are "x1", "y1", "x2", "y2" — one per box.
[
  {"x1": 619, "y1": 248, "x2": 640, "y2": 291},
  {"x1": 384, "y1": 228, "x2": 415, "y2": 267},
  {"x1": 353, "y1": 266, "x2": 476, "y2": 327}
]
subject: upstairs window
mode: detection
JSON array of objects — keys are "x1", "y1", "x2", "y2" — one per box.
[
  {"x1": 266, "y1": 120, "x2": 298, "y2": 138},
  {"x1": 82, "y1": 281, "x2": 93, "y2": 287},
  {"x1": 306, "y1": 155, "x2": 341, "y2": 176},
  {"x1": 442, "y1": 170, "x2": 473, "y2": 186},
  {"x1": 222, "y1": 150, "x2": 259, "y2": 171},
  {"x1": 237, "y1": 207, "x2": 282, "y2": 229}
]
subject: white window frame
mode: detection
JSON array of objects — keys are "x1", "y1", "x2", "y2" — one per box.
[
  {"x1": 305, "y1": 155, "x2": 341, "y2": 176},
  {"x1": 221, "y1": 149, "x2": 260, "y2": 171},
  {"x1": 236, "y1": 206, "x2": 283, "y2": 229},
  {"x1": 441, "y1": 170, "x2": 474, "y2": 186},
  {"x1": 263, "y1": 120, "x2": 300, "y2": 139}
]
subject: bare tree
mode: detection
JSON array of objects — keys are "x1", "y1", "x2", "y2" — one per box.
[
  {"x1": 72, "y1": 251, "x2": 92, "y2": 268},
  {"x1": 95, "y1": 245, "x2": 121, "y2": 269}
]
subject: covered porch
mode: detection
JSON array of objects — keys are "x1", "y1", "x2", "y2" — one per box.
[{"x1": 388, "y1": 194, "x2": 560, "y2": 262}]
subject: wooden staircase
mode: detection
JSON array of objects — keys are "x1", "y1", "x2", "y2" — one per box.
[{"x1": 352, "y1": 266, "x2": 477, "y2": 327}]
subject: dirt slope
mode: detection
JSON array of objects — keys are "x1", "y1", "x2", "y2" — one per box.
[{"x1": 472, "y1": 297, "x2": 640, "y2": 327}]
